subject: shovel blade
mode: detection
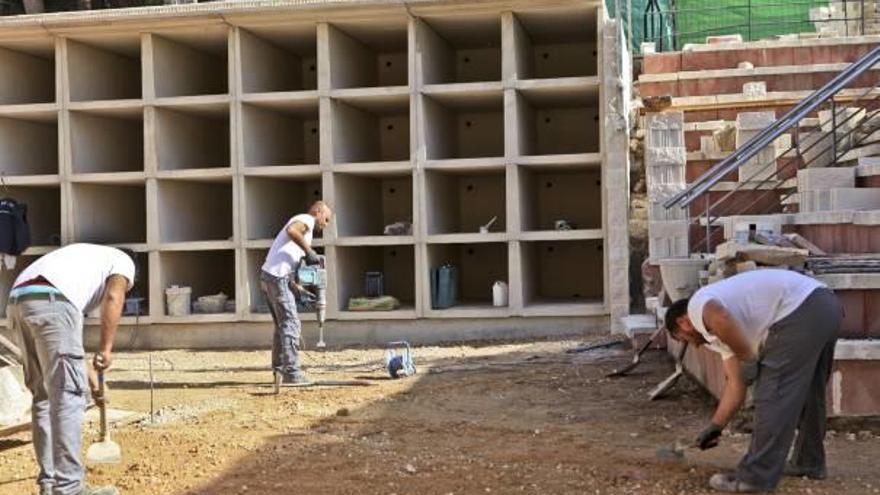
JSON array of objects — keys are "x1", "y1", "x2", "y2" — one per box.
[
  {"x1": 86, "y1": 440, "x2": 122, "y2": 464},
  {"x1": 648, "y1": 369, "x2": 683, "y2": 400}
]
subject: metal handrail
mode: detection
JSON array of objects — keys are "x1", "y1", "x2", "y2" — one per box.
[{"x1": 664, "y1": 44, "x2": 880, "y2": 211}]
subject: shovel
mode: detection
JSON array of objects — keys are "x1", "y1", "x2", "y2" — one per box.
[
  {"x1": 86, "y1": 368, "x2": 121, "y2": 464},
  {"x1": 606, "y1": 326, "x2": 664, "y2": 377},
  {"x1": 648, "y1": 342, "x2": 689, "y2": 400}
]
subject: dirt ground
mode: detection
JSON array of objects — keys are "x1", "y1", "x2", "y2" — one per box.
[{"x1": 2, "y1": 337, "x2": 880, "y2": 495}]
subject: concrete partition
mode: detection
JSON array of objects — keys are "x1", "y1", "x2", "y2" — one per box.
[
  {"x1": 424, "y1": 169, "x2": 506, "y2": 235},
  {"x1": 155, "y1": 104, "x2": 230, "y2": 170},
  {"x1": 0, "y1": 254, "x2": 41, "y2": 316},
  {"x1": 71, "y1": 183, "x2": 146, "y2": 244},
  {"x1": 331, "y1": 93, "x2": 410, "y2": 163},
  {"x1": 510, "y1": 10, "x2": 598, "y2": 80},
  {"x1": 157, "y1": 249, "x2": 236, "y2": 316},
  {"x1": 66, "y1": 37, "x2": 141, "y2": 102},
  {"x1": 5, "y1": 185, "x2": 61, "y2": 246},
  {"x1": 520, "y1": 239, "x2": 604, "y2": 307},
  {"x1": 422, "y1": 90, "x2": 504, "y2": 160},
  {"x1": 0, "y1": 114, "x2": 58, "y2": 175},
  {"x1": 515, "y1": 86, "x2": 599, "y2": 155},
  {"x1": 426, "y1": 242, "x2": 509, "y2": 309},
  {"x1": 243, "y1": 175, "x2": 322, "y2": 240},
  {"x1": 157, "y1": 179, "x2": 232, "y2": 243},
  {"x1": 70, "y1": 108, "x2": 144, "y2": 174},
  {"x1": 417, "y1": 14, "x2": 502, "y2": 84},
  {"x1": 518, "y1": 165, "x2": 601, "y2": 231},
  {"x1": 335, "y1": 244, "x2": 416, "y2": 313},
  {"x1": 242, "y1": 100, "x2": 319, "y2": 167},
  {"x1": 334, "y1": 172, "x2": 413, "y2": 238},
  {"x1": 239, "y1": 26, "x2": 317, "y2": 94},
  {"x1": 151, "y1": 29, "x2": 229, "y2": 98},
  {"x1": 327, "y1": 22, "x2": 408, "y2": 89},
  {"x1": 0, "y1": 44, "x2": 54, "y2": 105}
]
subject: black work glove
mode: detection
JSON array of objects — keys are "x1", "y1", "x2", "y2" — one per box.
[
  {"x1": 304, "y1": 250, "x2": 320, "y2": 266},
  {"x1": 696, "y1": 423, "x2": 723, "y2": 450},
  {"x1": 738, "y1": 356, "x2": 759, "y2": 387}
]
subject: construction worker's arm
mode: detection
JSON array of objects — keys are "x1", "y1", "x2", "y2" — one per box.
[
  {"x1": 702, "y1": 300, "x2": 756, "y2": 363},
  {"x1": 95, "y1": 274, "x2": 128, "y2": 372},
  {"x1": 286, "y1": 220, "x2": 319, "y2": 265},
  {"x1": 713, "y1": 356, "x2": 748, "y2": 426}
]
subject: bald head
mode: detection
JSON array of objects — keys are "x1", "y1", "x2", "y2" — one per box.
[{"x1": 309, "y1": 200, "x2": 333, "y2": 232}]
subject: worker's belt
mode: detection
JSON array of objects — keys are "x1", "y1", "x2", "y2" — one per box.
[{"x1": 8, "y1": 285, "x2": 69, "y2": 304}]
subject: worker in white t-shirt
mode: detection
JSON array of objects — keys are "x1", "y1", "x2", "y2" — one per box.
[
  {"x1": 9, "y1": 243, "x2": 136, "y2": 495},
  {"x1": 260, "y1": 201, "x2": 333, "y2": 385},
  {"x1": 664, "y1": 269, "x2": 841, "y2": 493}
]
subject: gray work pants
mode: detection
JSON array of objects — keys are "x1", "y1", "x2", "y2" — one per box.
[
  {"x1": 10, "y1": 296, "x2": 87, "y2": 495},
  {"x1": 260, "y1": 271, "x2": 302, "y2": 377},
  {"x1": 736, "y1": 288, "x2": 841, "y2": 490}
]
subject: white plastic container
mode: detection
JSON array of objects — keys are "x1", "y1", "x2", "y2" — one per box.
[
  {"x1": 658, "y1": 258, "x2": 707, "y2": 301},
  {"x1": 196, "y1": 293, "x2": 228, "y2": 314},
  {"x1": 492, "y1": 281, "x2": 509, "y2": 307},
  {"x1": 165, "y1": 285, "x2": 192, "y2": 316}
]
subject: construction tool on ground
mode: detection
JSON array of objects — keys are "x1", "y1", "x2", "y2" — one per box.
[
  {"x1": 606, "y1": 326, "x2": 665, "y2": 377},
  {"x1": 655, "y1": 439, "x2": 698, "y2": 461},
  {"x1": 85, "y1": 364, "x2": 121, "y2": 465},
  {"x1": 648, "y1": 342, "x2": 689, "y2": 400},
  {"x1": 385, "y1": 341, "x2": 416, "y2": 378},
  {"x1": 566, "y1": 338, "x2": 627, "y2": 354},
  {"x1": 296, "y1": 255, "x2": 328, "y2": 349}
]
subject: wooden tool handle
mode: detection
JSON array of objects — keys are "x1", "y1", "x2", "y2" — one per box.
[{"x1": 98, "y1": 370, "x2": 109, "y2": 441}]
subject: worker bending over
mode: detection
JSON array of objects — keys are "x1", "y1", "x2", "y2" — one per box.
[
  {"x1": 665, "y1": 269, "x2": 841, "y2": 493},
  {"x1": 10, "y1": 243, "x2": 136, "y2": 495},
  {"x1": 261, "y1": 201, "x2": 332, "y2": 385}
]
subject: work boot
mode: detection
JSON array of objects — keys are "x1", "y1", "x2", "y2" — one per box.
[
  {"x1": 709, "y1": 473, "x2": 763, "y2": 493},
  {"x1": 79, "y1": 485, "x2": 120, "y2": 495},
  {"x1": 783, "y1": 462, "x2": 827, "y2": 480}
]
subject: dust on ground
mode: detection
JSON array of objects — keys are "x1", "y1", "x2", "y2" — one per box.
[{"x1": 2, "y1": 337, "x2": 879, "y2": 495}]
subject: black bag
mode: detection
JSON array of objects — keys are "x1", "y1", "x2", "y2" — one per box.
[{"x1": 0, "y1": 197, "x2": 31, "y2": 255}]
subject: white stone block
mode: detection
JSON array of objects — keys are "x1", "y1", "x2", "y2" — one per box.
[
  {"x1": 797, "y1": 166, "x2": 855, "y2": 192},
  {"x1": 646, "y1": 162, "x2": 686, "y2": 188},
  {"x1": 800, "y1": 188, "x2": 880, "y2": 212},
  {"x1": 648, "y1": 200, "x2": 688, "y2": 222},
  {"x1": 645, "y1": 146, "x2": 686, "y2": 167},
  {"x1": 649, "y1": 220, "x2": 689, "y2": 260},
  {"x1": 743, "y1": 81, "x2": 766, "y2": 97},
  {"x1": 736, "y1": 111, "x2": 775, "y2": 132},
  {"x1": 646, "y1": 112, "x2": 684, "y2": 150}
]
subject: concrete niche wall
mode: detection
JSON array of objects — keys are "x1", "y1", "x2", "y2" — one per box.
[
  {"x1": 334, "y1": 172, "x2": 413, "y2": 238},
  {"x1": 0, "y1": 44, "x2": 54, "y2": 105},
  {"x1": 520, "y1": 239, "x2": 604, "y2": 306},
  {"x1": 244, "y1": 175, "x2": 323, "y2": 240},
  {"x1": 335, "y1": 245, "x2": 416, "y2": 312},
  {"x1": 242, "y1": 101, "x2": 319, "y2": 167},
  {"x1": 417, "y1": 14, "x2": 502, "y2": 84},
  {"x1": 70, "y1": 109, "x2": 144, "y2": 174}
]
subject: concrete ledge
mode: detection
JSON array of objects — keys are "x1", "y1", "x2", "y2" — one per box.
[
  {"x1": 73, "y1": 316, "x2": 611, "y2": 350},
  {"x1": 835, "y1": 339, "x2": 880, "y2": 361},
  {"x1": 794, "y1": 210, "x2": 856, "y2": 225},
  {"x1": 816, "y1": 273, "x2": 880, "y2": 290}
]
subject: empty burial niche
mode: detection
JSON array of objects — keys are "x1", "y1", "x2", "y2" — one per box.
[
  {"x1": 124, "y1": 251, "x2": 150, "y2": 316},
  {"x1": 244, "y1": 175, "x2": 323, "y2": 240},
  {"x1": 67, "y1": 36, "x2": 141, "y2": 102},
  {"x1": 70, "y1": 109, "x2": 144, "y2": 174},
  {"x1": 0, "y1": 114, "x2": 58, "y2": 175},
  {"x1": 327, "y1": 22, "x2": 408, "y2": 89},
  {"x1": 335, "y1": 172, "x2": 412, "y2": 237},
  {"x1": 243, "y1": 102, "x2": 319, "y2": 167},
  {"x1": 157, "y1": 179, "x2": 232, "y2": 243},
  {"x1": 72, "y1": 183, "x2": 146, "y2": 244},
  {"x1": 156, "y1": 106, "x2": 229, "y2": 170},
  {"x1": 331, "y1": 96, "x2": 410, "y2": 163},
  {"x1": 422, "y1": 92, "x2": 504, "y2": 159},
  {"x1": 424, "y1": 170, "x2": 505, "y2": 235},
  {"x1": 418, "y1": 15, "x2": 502, "y2": 84},
  {"x1": 521, "y1": 239, "x2": 603, "y2": 306},
  {"x1": 158, "y1": 250, "x2": 235, "y2": 315},
  {"x1": 512, "y1": 9, "x2": 598, "y2": 79},
  {"x1": 427, "y1": 242, "x2": 508, "y2": 308},
  {"x1": 517, "y1": 89, "x2": 599, "y2": 155},
  {"x1": 336, "y1": 245, "x2": 415, "y2": 311},
  {"x1": 0, "y1": 42, "x2": 54, "y2": 105},
  {"x1": 151, "y1": 29, "x2": 228, "y2": 98},
  {"x1": 519, "y1": 167, "x2": 601, "y2": 231},
  {"x1": 245, "y1": 246, "x2": 326, "y2": 313},
  {"x1": 239, "y1": 26, "x2": 317, "y2": 93},
  {"x1": 4, "y1": 185, "x2": 61, "y2": 246}
]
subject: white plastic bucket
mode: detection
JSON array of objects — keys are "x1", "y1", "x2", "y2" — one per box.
[
  {"x1": 658, "y1": 258, "x2": 707, "y2": 301},
  {"x1": 492, "y1": 281, "x2": 509, "y2": 307},
  {"x1": 165, "y1": 285, "x2": 192, "y2": 316}
]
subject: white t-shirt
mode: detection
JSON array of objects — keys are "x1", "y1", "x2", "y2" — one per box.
[
  {"x1": 687, "y1": 269, "x2": 825, "y2": 360},
  {"x1": 14, "y1": 243, "x2": 135, "y2": 313},
  {"x1": 262, "y1": 214, "x2": 315, "y2": 278}
]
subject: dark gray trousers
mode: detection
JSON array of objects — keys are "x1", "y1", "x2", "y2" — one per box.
[
  {"x1": 736, "y1": 288, "x2": 841, "y2": 490},
  {"x1": 260, "y1": 270, "x2": 302, "y2": 377}
]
